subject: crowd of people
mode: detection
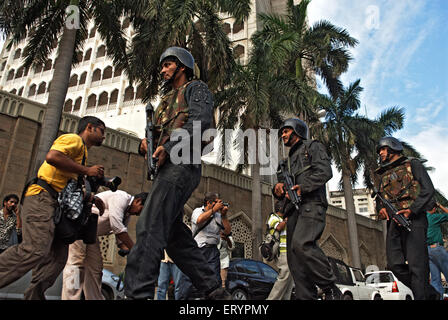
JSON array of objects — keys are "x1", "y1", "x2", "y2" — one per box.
[{"x1": 0, "y1": 46, "x2": 447, "y2": 301}]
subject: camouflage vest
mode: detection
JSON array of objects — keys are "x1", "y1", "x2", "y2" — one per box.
[
  {"x1": 154, "y1": 80, "x2": 194, "y2": 147},
  {"x1": 379, "y1": 157, "x2": 420, "y2": 210}
]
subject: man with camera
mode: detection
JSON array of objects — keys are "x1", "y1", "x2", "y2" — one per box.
[
  {"x1": 181, "y1": 192, "x2": 231, "y2": 298},
  {"x1": 0, "y1": 116, "x2": 106, "y2": 300},
  {"x1": 0, "y1": 194, "x2": 21, "y2": 253},
  {"x1": 124, "y1": 47, "x2": 228, "y2": 300},
  {"x1": 62, "y1": 190, "x2": 147, "y2": 300}
]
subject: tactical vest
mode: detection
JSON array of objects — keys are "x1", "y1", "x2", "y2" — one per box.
[
  {"x1": 154, "y1": 80, "x2": 193, "y2": 147},
  {"x1": 379, "y1": 157, "x2": 420, "y2": 210}
]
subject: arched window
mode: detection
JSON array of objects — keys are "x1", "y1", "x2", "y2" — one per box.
[
  {"x1": 79, "y1": 72, "x2": 87, "y2": 85},
  {"x1": 84, "y1": 48, "x2": 92, "y2": 61},
  {"x1": 113, "y1": 66, "x2": 122, "y2": 78},
  {"x1": 92, "y1": 69, "x2": 101, "y2": 82},
  {"x1": 136, "y1": 85, "x2": 144, "y2": 99},
  {"x1": 68, "y1": 74, "x2": 78, "y2": 87},
  {"x1": 15, "y1": 67, "x2": 24, "y2": 79},
  {"x1": 122, "y1": 17, "x2": 130, "y2": 29},
  {"x1": 1, "y1": 61, "x2": 6, "y2": 71},
  {"x1": 73, "y1": 97, "x2": 82, "y2": 111},
  {"x1": 124, "y1": 86, "x2": 134, "y2": 101},
  {"x1": 223, "y1": 23, "x2": 231, "y2": 35},
  {"x1": 98, "y1": 92, "x2": 108, "y2": 106},
  {"x1": 233, "y1": 22, "x2": 244, "y2": 33},
  {"x1": 89, "y1": 27, "x2": 96, "y2": 38},
  {"x1": 13, "y1": 49, "x2": 21, "y2": 60},
  {"x1": 43, "y1": 59, "x2": 52, "y2": 71},
  {"x1": 109, "y1": 89, "x2": 119, "y2": 104},
  {"x1": 18, "y1": 87, "x2": 24, "y2": 96},
  {"x1": 96, "y1": 45, "x2": 106, "y2": 58},
  {"x1": 34, "y1": 64, "x2": 43, "y2": 73},
  {"x1": 87, "y1": 94, "x2": 97, "y2": 109},
  {"x1": 37, "y1": 82, "x2": 46, "y2": 95},
  {"x1": 7, "y1": 69, "x2": 15, "y2": 81},
  {"x1": 103, "y1": 66, "x2": 113, "y2": 80},
  {"x1": 64, "y1": 99, "x2": 73, "y2": 112},
  {"x1": 47, "y1": 81, "x2": 52, "y2": 92},
  {"x1": 28, "y1": 84, "x2": 36, "y2": 97},
  {"x1": 233, "y1": 44, "x2": 245, "y2": 59},
  {"x1": 75, "y1": 51, "x2": 83, "y2": 63}
]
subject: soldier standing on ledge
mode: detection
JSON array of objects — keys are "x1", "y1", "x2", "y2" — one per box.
[
  {"x1": 273, "y1": 118, "x2": 341, "y2": 300},
  {"x1": 124, "y1": 47, "x2": 229, "y2": 300},
  {"x1": 375, "y1": 136, "x2": 439, "y2": 300}
]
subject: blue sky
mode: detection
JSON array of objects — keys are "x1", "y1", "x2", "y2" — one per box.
[{"x1": 307, "y1": 0, "x2": 448, "y2": 197}]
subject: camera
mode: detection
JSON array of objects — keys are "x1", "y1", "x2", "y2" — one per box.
[
  {"x1": 87, "y1": 176, "x2": 122, "y2": 193},
  {"x1": 222, "y1": 202, "x2": 230, "y2": 208}
]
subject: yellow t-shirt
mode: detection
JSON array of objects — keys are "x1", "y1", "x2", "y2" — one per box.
[{"x1": 26, "y1": 134, "x2": 87, "y2": 196}]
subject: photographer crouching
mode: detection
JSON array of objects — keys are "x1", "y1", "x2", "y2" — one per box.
[
  {"x1": 62, "y1": 190, "x2": 147, "y2": 300},
  {"x1": 0, "y1": 116, "x2": 106, "y2": 300}
]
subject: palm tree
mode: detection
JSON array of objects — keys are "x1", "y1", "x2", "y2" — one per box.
[
  {"x1": 314, "y1": 79, "x2": 405, "y2": 268},
  {"x1": 126, "y1": 0, "x2": 252, "y2": 101},
  {"x1": 216, "y1": 0, "x2": 358, "y2": 259},
  {"x1": 0, "y1": 0, "x2": 136, "y2": 176},
  {"x1": 252, "y1": 0, "x2": 358, "y2": 100},
  {"x1": 216, "y1": 40, "x2": 296, "y2": 259}
]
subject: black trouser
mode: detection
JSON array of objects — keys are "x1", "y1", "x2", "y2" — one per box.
[
  {"x1": 286, "y1": 202, "x2": 336, "y2": 300},
  {"x1": 124, "y1": 162, "x2": 220, "y2": 299},
  {"x1": 181, "y1": 245, "x2": 222, "y2": 299},
  {"x1": 386, "y1": 219, "x2": 433, "y2": 300}
]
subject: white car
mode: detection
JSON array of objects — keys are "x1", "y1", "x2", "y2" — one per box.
[
  {"x1": 327, "y1": 257, "x2": 382, "y2": 300},
  {"x1": 365, "y1": 270, "x2": 414, "y2": 300}
]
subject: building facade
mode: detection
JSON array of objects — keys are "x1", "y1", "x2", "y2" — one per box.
[
  {"x1": 0, "y1": 90, "x2": 386, "y2": 275},
  {"x1": 329, "y1": 188, "x2": 377, "y2": 219}
]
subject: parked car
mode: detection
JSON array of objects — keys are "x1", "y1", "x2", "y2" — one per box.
[
  {"x1": 0, "y1": 268, "x2": 124, "y2": 300},
  {"x1": 365, "y1": 270, "x2": 413, "y2": 300},
  {"x1": 327, "y1": 257, "x2": 382, "y2": 300},
  {"x1": 226, "y1": 258, "x2": 278, "y2": 300}
]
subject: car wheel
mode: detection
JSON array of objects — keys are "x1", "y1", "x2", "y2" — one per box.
[
  {"x1": 343, "y1": 293, "x2": 353, "y2": 300},
  {"x1": 101, "y1": 286, "x2": 114, "y2": 300},
  {"x1": 373, "y1": 294, "x2": 382, "y2": 300},
  {"x1": 232, "y1": 289, "x2": 248, "y2": 300},
  {"x1": 405, "y1": 295, "x2": 412, "y2": 300}
]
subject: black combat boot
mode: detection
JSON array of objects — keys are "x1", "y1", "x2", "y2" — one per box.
[{"x1": 206, "y1": 287, "x2": 232, "y2": 300}]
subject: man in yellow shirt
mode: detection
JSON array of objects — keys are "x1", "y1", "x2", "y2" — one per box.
[{"x1": 0, "y1": 116, "x2": 106, "y2": 300}]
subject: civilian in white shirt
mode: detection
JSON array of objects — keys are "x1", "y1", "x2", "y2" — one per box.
[
  {"x1": 182, "y1": 192, "x2": 230, "y2": 297},
  {"x1": 61, "y1": 190, "x2": 147, "y2": 300}
]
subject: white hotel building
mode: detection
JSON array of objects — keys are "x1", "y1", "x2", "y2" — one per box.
[{"x1": 0, "y1": 0, "x2": 295, "y2": 140}]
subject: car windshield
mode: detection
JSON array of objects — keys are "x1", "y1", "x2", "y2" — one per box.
[{"x1": 366, "y1": 272, "x2": 394, "y2": 284}]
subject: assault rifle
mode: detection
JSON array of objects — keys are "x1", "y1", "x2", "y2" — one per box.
[
  {"x1": 279, "y1": 160, "x2": 301, "y2": 213},
  {"x1": 371, "y1": 188, "x2": 412, "y2": 232},
  {"x1": 145, "y1": 102, "x2": 158, "y2": 180}
]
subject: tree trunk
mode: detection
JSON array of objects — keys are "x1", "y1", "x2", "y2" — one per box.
[
  {"x1": 31, "y1": 26, "x2": 77, "y2": 177},
  {"x1": 251, "y1": 129, "x2": 263, "y2": 260},
  {"x1": 342, "y1": 169, "x2": 361, "y2": 268}
]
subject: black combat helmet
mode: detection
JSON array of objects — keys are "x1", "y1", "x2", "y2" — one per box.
[
  {"x1": 376, "y1": 136, "x2": 403, "y2": 154},
  {"x1": 279, "y1": 118, "x2": 308, "y2": 140},
  {"x1": 159, "y1": 46, "x2": 195, "y2": 71}
]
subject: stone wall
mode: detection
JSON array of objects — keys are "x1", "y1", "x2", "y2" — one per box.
[{"x1": 0, "y1": 90, "x2": 386, "y2": 276}]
